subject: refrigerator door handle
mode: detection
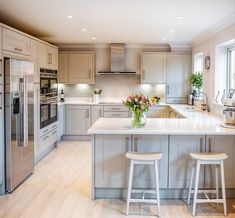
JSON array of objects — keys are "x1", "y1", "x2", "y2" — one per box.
[
  {"x1": 23, "y1": 77, "x2": 28, "y2": 147},
  {"x1": 19, "y1": 77, "x2": 28, "y2": 147}
]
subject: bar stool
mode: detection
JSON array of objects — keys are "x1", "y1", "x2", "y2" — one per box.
[
  {"x1": 126, "y1": 152, "x2": 162, "y2": 217},
  {"x1": 187, "y1": 152, "x2": 228, "y2": 216}
]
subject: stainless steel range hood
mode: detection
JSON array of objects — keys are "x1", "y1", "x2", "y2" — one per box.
[{"x1": 98, "y1": 43, "x2": 136, "y2": 74}]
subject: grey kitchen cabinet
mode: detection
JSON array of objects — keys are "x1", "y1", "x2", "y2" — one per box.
[
  {"x1": 91, "y1": 105, "x2": 103, "y2": 125},
  {"x1": 0, "y1": 109, "x2": 3, "y2": 185},
  {"x1": 2, "y1": 27, "x2": 30, "y2": 56},
  {"x1": 58, "y1": 52, "x2": 69, "y2": 83},
  {"x1": 103, "y1": 105, "x2": 129, "y2": 118},
  {"x1": 166, "y1": 54, "x2": 191, "y2": 103},
  {"x1": 65, "y1": 105, "x2": 91, "y2": 135},
  {"x1": 132, "y1": 135, "x2": 168, "y2": 188},
  {"x1": 95, "y1": 134, "x2": 131, "y2": 188},
  {"x1": 146, "y1": 106, "x2": 167, "y2": 118},
  {"x1": 68, "y1": 52, "x2": 95, "y2": 84},
  {"x1": 141, "y1": 52, "x2": 166, "y2": 84},
  {"x1": 38, "y1": 42, "x2": 58, "y2": 70},
  {"x1": 29, "y1": 39, "x2": 40, "y2": 83},
  {"x1": 205, "y1": 136, "x2": 235, "y2": 188},
  {"x1": 169, "y1": 135, "x2": 205, "y2": 188},
  {"x1": 58, "y1": 104, "x2": 65, "y2": 140}
]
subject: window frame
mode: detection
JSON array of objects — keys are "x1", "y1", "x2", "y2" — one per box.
[{"x1": 227, "y1": 45, "x2": 235, "y2": 91}]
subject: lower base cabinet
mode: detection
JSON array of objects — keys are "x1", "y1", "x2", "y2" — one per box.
[
  {"x1": 132, "y1": 135, "x2": 168, "y2": 188},
  {"x1": 94, "y1": 135, "x2": 168, "y2": 188},
  {"x1": 95, "y1": 134, "x2": 131, "y2": 188},
  {"x1": 169, "y1": 135, "x2": 205, "y2": 188},
  {"x1": 65, "y1": 105, "x2": 91, "y2": 135},
  {"x1": 205, "y1": 135, "x2": 235, "y2": 188}
]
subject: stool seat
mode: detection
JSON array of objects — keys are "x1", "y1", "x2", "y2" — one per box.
[
  {"x1": 190, "y1": 152, "x2": 227, "y2": 161},
  {"x1": 126, "y1": 152, "x2": 162, "y2": 161}
]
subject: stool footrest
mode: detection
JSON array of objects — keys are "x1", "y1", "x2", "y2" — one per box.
[
  {"x1": 196, "y1": 199, "x2": 224, "y2": 204},
  {"x1": 129, "y1": 198, "x2": 158, "y2": 204},
  {"x1": 131, "y1": 189, "x2": 156, "y2": 194},
  {"x1": 190, "y1": 189, "x2": 218, "y2": 194}
]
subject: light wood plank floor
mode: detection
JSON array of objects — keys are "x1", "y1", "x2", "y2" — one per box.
[{"x1": 0, "y1": 141, "x2": 235, "y2": 218}]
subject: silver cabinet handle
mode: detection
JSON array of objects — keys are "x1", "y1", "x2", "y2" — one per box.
[
  {"x1": 43, "y1": 135, "x2": 49, "y2": 140},
  {"x1": 86, "y1": 109, "x2": 89, "y2": 118},
  {"x1": 89, "y1": 70, "x2": 92, "y2": 79},
  {"x1": 143, "y1": 70, "x2": 145, "y2": 79},
  {"x1": 110, "y1": 107, "x2": 121, "y2": 111},
  {"x1": 208, "y1": 138, "x2": 212, "y2": 152},
  {"x1": 167, "y1": 85, "x2": 170, "y2": 95},
  {"x1": 110, "y1": 113, "x2": 121, "y2": 117},
  {"x1": 134, "y1": 137, "x2": 138, "y2": 152},
  {"x1": 48, "y1": 53, "x2": 52, "y2": 64},
  {"x1": 125, "y1": 137, "x2": 130, "y2": 151},
  {"x1": 14, "y1": 47, "x2": 22, "y2": 52},
  {"x1": 200, "y1": 138, "x2": 203, "y2": 152}
]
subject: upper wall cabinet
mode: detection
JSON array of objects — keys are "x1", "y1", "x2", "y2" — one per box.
[
  {"x1": 58, "y1": 51, "x2": 95, "y2": 84},
  {"x1": 166, "y1": 54, "x2": 191, "y2": 102},
  {"x1": 38, "y1": 43, "x2": 58, "y2": 70},
  {"x1": 29, "y1": 39, "x2": 40, "y2": 83},
  {"x1": 58, "y1": 52, "x2": 69, "y2": 83},
  {"x1": 2, "y1": 28, "x2": 30, "y2": 56},
  {"x1": 141, "y1": 52, "x2": 166, "y2": 84},
  {"x1": 0, "y1": 27, "x2": 2, "y2": 54}
]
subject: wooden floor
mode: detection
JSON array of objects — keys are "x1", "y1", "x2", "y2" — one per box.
[{"x1": 0, "y1": 141, "x2": 235, "y2": 218}]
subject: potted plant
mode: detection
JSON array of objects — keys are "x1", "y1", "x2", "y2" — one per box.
[
  {"x1": 189, "y1": 72, "x2": 203, "y2": 96},
  {"x1": 93, "y1": 88, "x2": 102, "y2": 103},
  {"x1": 123, "y1": 93, "x2": 153, "y2": 128}
]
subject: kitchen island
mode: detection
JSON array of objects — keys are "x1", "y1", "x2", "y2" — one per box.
[{"x1": 88, "y1": 105, "x2": 235, "y2": 199}]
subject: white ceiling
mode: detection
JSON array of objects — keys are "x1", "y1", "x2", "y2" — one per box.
[{"x1": 0, "y1": 0, "x2": 235, "y2": 45}]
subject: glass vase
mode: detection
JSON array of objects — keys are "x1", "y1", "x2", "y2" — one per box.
[{"x1": 131, "y1": 111, "x2": 147, "y2": 128}]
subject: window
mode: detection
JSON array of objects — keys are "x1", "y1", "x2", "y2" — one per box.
[
  {"x1": 194, "y1": 52, "x2": 203, "y2": 72},
  {"x1": 227, "y1": 46, "x2": 235, "y2": 90}
]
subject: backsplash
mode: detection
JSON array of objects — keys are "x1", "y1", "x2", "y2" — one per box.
[{"x1": 58, "y1": 75, "x2": 166, "y2": 101}]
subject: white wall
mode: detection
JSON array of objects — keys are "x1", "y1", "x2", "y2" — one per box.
[{"x1": 192, "y1": 23, "x2": 235, "y2": 109}]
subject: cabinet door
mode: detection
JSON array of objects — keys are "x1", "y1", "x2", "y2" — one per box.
[
  {"x1": 30, "y1": 39, "x2": 39, "y2": 83},
  {"x1": 68, "y1": 52, "x2": 94, "y2": 84},
  {"x1": 58, "y1": 53, "x2": 69, "y2": 83},
  {"x1": 141, "y1": 53, "x2": 166, "y2": 84},
  {"x1": 38, "y1": 43, "x2": 58, "y2": 70},
  {"x1": 65, "y1": 105, "x2": 91, "y2": 135},
  {"x1": 166, "y1": 55, "x2": 190, "y2": 98},
  {"x1": 0, "y1": 27, "x2": 2, "y2": 54},
  {"x1": 133, "y1": 135, "x2": 168, "y2": 188},
  {"x1": 0, "y1": 109, "x2": 3, "y2": 184},
  {"x1": 205, "y1": 136, "x2": 235, "y2": 188},
  {"x1": 58, "y1": 105, "x2": 65, "y2": 140},
  {"x1": 91, "y1": 106, "x2": 103, "y2": 125},
  {"x1": 169, "y1": 135, "x2": 205, "y2": 188},
  {"x1": 95, "y1": 134, "x2": 131, "y2": 188},
  {"x1": 3, "y1": 28, "x2": 30, "y2": 56}
]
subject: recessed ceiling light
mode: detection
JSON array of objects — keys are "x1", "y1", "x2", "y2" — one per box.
[
  {"x1": 91, "y1": 37, "x2": 96, "y2": 40},
  {"x1": 163, "y1": 38, "x2": 167, "y2": 41},
  {"x1": 82, "y1": 28, "x2": 87, "y2": 32},
  {"x1": 176, "y1": 15, "x2": 184, "y2": 19},
  {"x1": 67, "y1": 15, "x2": 73, "y2": 19},
  {"x1": 170, "y1": 29, "x2": 174, "y2": 33}
]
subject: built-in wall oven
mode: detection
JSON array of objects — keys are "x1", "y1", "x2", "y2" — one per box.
[{"x1": 40, "y1": 68, "x2": 58, "y2": 129}]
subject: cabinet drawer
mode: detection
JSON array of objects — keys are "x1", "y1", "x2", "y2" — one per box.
[
  {"x1": 3, "y1": 28, "x2": 30, "y2": 56},
  {"x1": 103, "y1": 111, "x2": 129, "y2": 118},
  {"x1": 103, "y1": 105, "x2": 128, "y2": 112}
]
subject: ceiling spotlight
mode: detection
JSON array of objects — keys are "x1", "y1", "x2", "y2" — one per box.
[
  {"x1": 163, "y1": 38, "x2": 167, "y2": 41},
  {"x1": 82, "y1": 28, "x2": 87, "y2": 32},
  {"x1": 67, "y1": 15, "x2": 73, "y2": 19},
  {"x1": 170, "y1": 29, "x2": 174, "y2": 33},
  {"x1": 176, "y1": 15, "x2": 184, "y2": 19},
  {"x1": 92, "y1": 37, "x2": 96, "y2": 40}
]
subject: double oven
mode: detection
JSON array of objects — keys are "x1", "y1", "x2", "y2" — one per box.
[{"x1": 40, "y1": 68, "x2": 58, "y2": 129}]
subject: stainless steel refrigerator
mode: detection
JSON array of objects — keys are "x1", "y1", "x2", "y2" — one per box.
[{"x1": 4, "y1": 58, "x2": 34, "y2": 193}]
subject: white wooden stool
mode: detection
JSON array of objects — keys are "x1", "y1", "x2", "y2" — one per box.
[
  {"x1": 126, "y1": 152, "x2": 162, "y2": 217},
  {"x1": 187, "y1": 152, "x2": 228, "y2": 216}
]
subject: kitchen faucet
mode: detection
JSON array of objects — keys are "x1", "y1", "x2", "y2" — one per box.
[{"x1": 200, "y1": 92, "x2": 210, "y2": 112}]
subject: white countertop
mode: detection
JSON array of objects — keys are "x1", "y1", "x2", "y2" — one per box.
[{"x1": 88, "y1": 104, "x2": 235, "y2": 135}]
